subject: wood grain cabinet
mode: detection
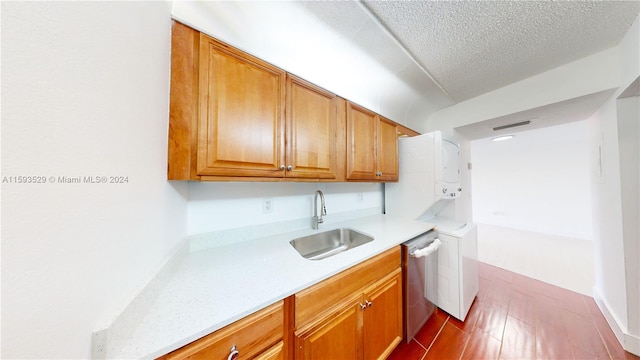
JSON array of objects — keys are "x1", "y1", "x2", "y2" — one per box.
[
  {"x1": 285, "y1": 75, "x2": 341, "y2": 180},
  {"x1": 294, "y1": 247, "x2": 402, "y2": 360},
  {"x1": 168, "y1": 21, "x2": 344, "y2": 181},
  {"x1": 158, "y1": 301, "x2": 284, "y2": 360},
  {"x1": 346, "y1": 102, "x2": 399, "y2": 182}
]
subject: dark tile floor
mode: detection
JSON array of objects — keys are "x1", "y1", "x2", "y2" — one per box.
[{"x1": 389, "y1": 262, "x2": 640, "y2": 360}]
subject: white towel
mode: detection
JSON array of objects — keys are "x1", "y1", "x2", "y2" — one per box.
[{"x1": 411, "y1": 238, "x2": 441, "y2": 258}]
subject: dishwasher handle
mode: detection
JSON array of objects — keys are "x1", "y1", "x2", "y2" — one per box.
[{"x1": 410, "y1": 238, "x2": 441, "y2": 258}]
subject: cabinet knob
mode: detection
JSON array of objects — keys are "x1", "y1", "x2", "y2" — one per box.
[
  {"x1": 359, "y1": 303, "x2": 367, "y2": 310},
  {"x1": 228, "y1": 345, "x2": 239, "y2": 360},
  {"x1": 280, "y1": 165, "x2": 285, "y2": 171},
  {"x1": 287, "y1": 165, "x2": 293, "y2": 171},
  {"x1": 365, "y1": 300, "x2": 373, "y2": 307}
]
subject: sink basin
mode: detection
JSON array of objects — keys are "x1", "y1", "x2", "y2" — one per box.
[{"x1": 290, "y1": 228, "x2": 374, "y2": 260}]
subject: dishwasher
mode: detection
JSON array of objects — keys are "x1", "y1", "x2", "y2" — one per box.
[{"x1": 401, "y1": 229, "x2": 440, "y2": 343}]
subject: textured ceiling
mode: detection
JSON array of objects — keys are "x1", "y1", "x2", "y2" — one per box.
[{"x1": 305, "y1": 1, "x2": 640, "y2": 103}]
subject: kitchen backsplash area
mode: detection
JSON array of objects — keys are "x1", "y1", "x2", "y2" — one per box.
[{"x1": 186, "y1": 182, "x2": 384, "y2": 236}]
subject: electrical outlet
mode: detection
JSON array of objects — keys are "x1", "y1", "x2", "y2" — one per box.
[
  {"x1": 356, "y1": 193, "x2": 364, "y2": 203},
  {"x1": 263, "y1": 198, "x2": 273, "y2": 213}
]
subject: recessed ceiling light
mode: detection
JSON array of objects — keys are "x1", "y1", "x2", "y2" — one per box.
[{"x1": 492, "y1": 135, "x2": 514, "y2": 142}]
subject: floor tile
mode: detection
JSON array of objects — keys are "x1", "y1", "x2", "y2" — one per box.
[
  {"x1": 486, "y1": 279, "x2": 513, "y2": 304},
  {"x1": 449, "y1": 298, "x2": 481, "y2": 333},
  {"x1": 511, "y1": 272, "x2": 539, "y2": 296},
  {"x1": 561, "y1": 308, "x2": 610, "y2": 359},
  {"x1": 536, "y1": 320, "x2": 574, "y2": 360},
  {"x1": 461, "y1": 327, "x2": 502, "y2": 360},
  {"x1": 499, "y1": 316, "x2": 536, "y2": 359},
  {"x1": 413, "y1": 309, "x2": 448, "y2": 350},
  {"x1": 424, "y1": 322, "x2": 470, "y2": 360},
  {"x1": 475, "y1": 298, "x2": 509, "y2": 340},
  {"x1": 508, "y1": 290, "x2": 536, "y2": 326},
  {"x1": 387, "y1": 339, "x2": 426, "y2": 360},
  {"x1": 389, "y1": 262, "x2": 635, "y2": 360},
  {"x1": 591, "y1": 312, "x2": 635, "y2": 360},
  {"x1": 534, "y1": 294, "x2": 566, "y2": 330}
]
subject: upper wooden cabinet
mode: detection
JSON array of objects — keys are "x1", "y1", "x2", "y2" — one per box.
[
  {"x1": 285, "y1": 75, "x2": 340, "y2": 179},
  {"x1": 346, "y1": 102, "x2": 399, "y2": 181},
  {"x1": 168, "y1": 21, "x2": 410, "y2": 182},
  {"x1": 168, "y1": 22, "x2": 344, "y2": 181},
  {"x1": 197, "y1": 32, "x2": 286, "y2": 178}
]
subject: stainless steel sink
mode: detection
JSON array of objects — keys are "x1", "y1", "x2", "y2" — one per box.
[{"x1": 289, "y1": 228, "x2": 374, "y2": 260}]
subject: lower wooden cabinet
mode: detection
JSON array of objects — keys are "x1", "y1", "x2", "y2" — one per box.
[
  {"x1": 254, "y1": 341, "x2": 284, "y2": 360},
  {"x1": 362, "y1": 270, "x2": 403, "y2": 360},
  {"x1": 158, "y1": 247, "x2": 403, "y2": 360},
  {"x1": 294, "y1": 247, "x2": 402, "y2": 360},
  {"x1": 158, "y1": 301, "x2": 284, "y2": 360},
  {"x1": 294, "y1": 294, "x2": 362, "y2": 360}
]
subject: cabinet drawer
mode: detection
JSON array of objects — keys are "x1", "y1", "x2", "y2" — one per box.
[
  {"x1": 295, "y1": 246, "x2": 400, "y2": 327},
  {"x1": 160, "y1": 301, "x2": 283, "y2": 360},
  {"x1": 254, "y1": 341, "x2": 284, "y2": 360}
]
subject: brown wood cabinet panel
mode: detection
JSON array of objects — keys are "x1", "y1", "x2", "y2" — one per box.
[
  {"x1": 396, "y1": 124, "x2": 421, "y2": 137},
  {"x1": 377, "y1": 117, "x2": 399, "y2": 181},
  {"x1": 159, "y1": 301, "x2": 283, "y2": 360},
  {"x1": 346, "y1": 102, "x2": 399, "y2": 182},
  {"x1": 197, "y1": 33, "x2": 286, "y2": 178},
  {"x1": 295, "y1": 247, "x2": 400, "y2": 327},
  {"x1": 168, "y1": 22, "x2": 200, "y2": 180},
  {"x1": 285, "y1": 76, "x2": 338, "y2": 179},
  {"x1": 362, "y1": 269, "x2": 403, "y2": 360},
  {"x1": 254, "y1": 341, "x2": 284, "y2": 360},
  {"x1": 294, "y1": 294, "x2": 362, "y2": 360},
  {"x1": 346, "y1": 103, "x2": 377, "y2": 180}
]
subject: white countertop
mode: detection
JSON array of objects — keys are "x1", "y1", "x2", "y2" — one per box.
[{"x1": 105, "y1": 214, "x2": 434, "y2": 359}]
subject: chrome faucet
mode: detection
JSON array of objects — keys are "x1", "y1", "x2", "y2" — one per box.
[{"x1": 312, "y1": 190, "x2": 327, "y2": 230}]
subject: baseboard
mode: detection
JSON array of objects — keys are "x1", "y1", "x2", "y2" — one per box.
[
  {"x1": 592, "y1": 286, "x2": 640, "y2": 356},
  {"x1": 624, "y1": 332, "x2": 640, "y2": 356}
]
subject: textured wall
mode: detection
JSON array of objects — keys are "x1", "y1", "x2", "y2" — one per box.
[{"x1": 1, "y1": 2, "x2": 186, "y2": 358}]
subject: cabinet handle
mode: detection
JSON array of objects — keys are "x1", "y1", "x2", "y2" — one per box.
[
  {"x1": 228, "y1": 345, "x2": 239, "y2": 360},
  {"x1": 359, "y1": 303, "x2": 367, "y2": 310},
  {"x1": 280, "y1": 165, "x2": 285, "y2": 171},
  {"x1": 287, "y1": 165, "x2": 293, "y2": 171},
  {"x1": 365, "y1": 300, "x2": 373, "y2": 307}
]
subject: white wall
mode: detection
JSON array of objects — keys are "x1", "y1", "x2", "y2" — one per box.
[
  {"x1": 188, "y1": 182, "x2": 383, "y2": 235},
  {"x1": 589, "y1": 13, "x2": 640, "y2": 353},
  {"x1": 470, "y1": 121, "x2": 593, "y2": 240},
  {"x1": 588, "y1": 96, "x2": 629, "y2": 343},
  {"x1": 616, "y1": 95, "x2": 640, "y2": 341},
  {"x1": 1, "y1": 2, "x2": 187, "y2": 358},
  {"x1": 170, "y1": 1, "x2": 452, "y2": 128}
]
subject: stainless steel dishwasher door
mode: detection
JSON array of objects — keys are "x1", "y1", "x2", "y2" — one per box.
[{"x1": 402, "y1": 230, "x2": 439, "y2": 343}]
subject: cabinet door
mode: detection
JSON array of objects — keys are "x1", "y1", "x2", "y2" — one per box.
[
  {"x1": 295, "y1": 295, "x2": 362, "y2": 360},
  {"x1": 286, "y1": 76, "x2": 338, "y2": 179},
  {"x1": 377, "y1": 117, "x2": 398, "y2": 181},
  {"x1": 197, "y1": 33, "x2": 286, "y2": 178},
  {"x1": 347, "y1": 103, "x2": 377, "y2": 180},
  {"x1": 362, "y1": 269, "x2": 403, "y2": 360}
]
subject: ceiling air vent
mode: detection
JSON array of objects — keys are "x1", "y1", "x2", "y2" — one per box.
[{"x1": 493, "y1": 120, "x2": 531, "y2": 131}]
